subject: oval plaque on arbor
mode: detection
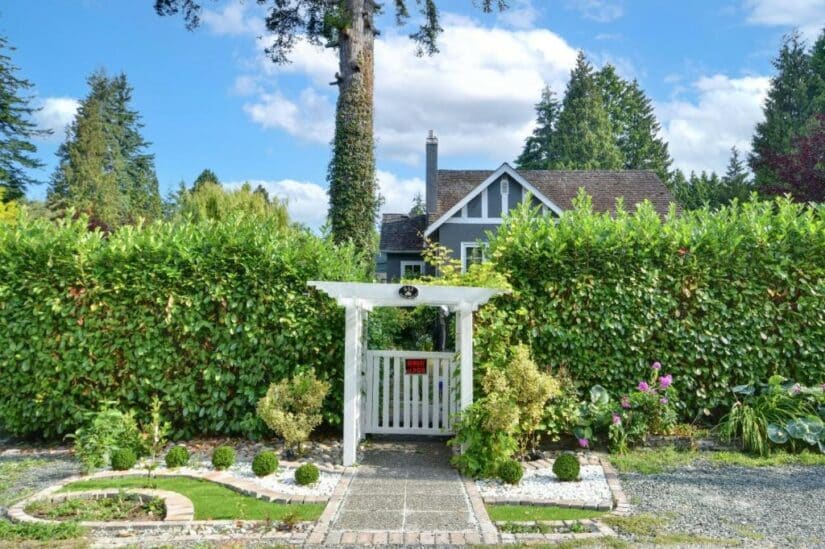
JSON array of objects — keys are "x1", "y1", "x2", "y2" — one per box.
[{"x1": 398, "y1": 285, "x2": 419, "y2": 299}]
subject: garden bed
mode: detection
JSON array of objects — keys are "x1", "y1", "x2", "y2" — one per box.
[
  {"x1": 25, "y1": 492, "x2": 165, "y2": 522},
  {"x1": 477, "y1": 457, "x2": 613, "y2": 510}
]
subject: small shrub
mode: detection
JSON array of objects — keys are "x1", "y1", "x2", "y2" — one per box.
[
  {"x1": 211, "y1": 446, "x2": 236, "y2": 470},
  {"x1": 110, "y1": 448, "x2": 137, "y2": 471},
  {"x1": 165, "y1": 445, "x2": 190, "y2": 468},
  {"x1": 252, "y1": 451, "x2": 279, "y2": 477},
  {"x1": 497, "y1": 459, "x2": 523, "y2": 485},
  {"x1": 70, "y1": 406, "x2": 145, "y2": 473},
  {"x1": 552, "y1": 453, "x2": 580, "y2": 481},
  {"x1": 257, "y1": 370, "x2": 330, "y2": 456},
  {"x1": 294, "y1": 463, "x2": 319, "y2": 485}
]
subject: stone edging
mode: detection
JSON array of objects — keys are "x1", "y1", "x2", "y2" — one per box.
[
  {"x1": 494, "y1": 518, "x2": 616, "y2": 544},
  {"x1": 8, "y1": 489, "x2": 195, "y2": 528}
]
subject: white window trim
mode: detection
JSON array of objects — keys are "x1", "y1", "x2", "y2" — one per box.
[
  {"x1": 460, "y1": 241, "x2": 486, "y2": 273},
  {"x1": 399, "y1": 260, "x2": 426, "y2": 278}
]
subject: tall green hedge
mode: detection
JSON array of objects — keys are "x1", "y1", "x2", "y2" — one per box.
[
  {"x1": 0, "y1": 215, "x2": 364, "y2": 438},
  {"x1": 477, "y1": 195, "x2": 825, "y2": 419}
]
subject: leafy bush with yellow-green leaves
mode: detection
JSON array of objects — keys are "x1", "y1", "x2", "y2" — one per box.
[
  {"x1": 451, "y1": 345, "x2": 560, "y2": 477},
  {"x1": 0, "y1": 214, "x2": 363, "y2": 439},
  {"x1": 257, "y1": 370, "x2": 330, "y2": 455},
  {"x1": 476, "y1": 194, "x2": 825, "y2": 420}
]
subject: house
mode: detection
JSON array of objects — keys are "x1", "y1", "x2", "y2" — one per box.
[{"x1": 378, "y1": 131, "x2": 675, "y2": 281}]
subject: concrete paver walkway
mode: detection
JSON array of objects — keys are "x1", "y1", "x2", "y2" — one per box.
[{"x1": 333, "y1": 439, "x2": 475, "y2": 532}]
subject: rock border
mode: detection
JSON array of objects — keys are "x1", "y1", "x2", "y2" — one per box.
[
  {"x1": 494, "y1": 519, "x2": 616, "y2": 543},
  {"x1": 8, "y1": 489, "x2": 194, "y2": 528}
]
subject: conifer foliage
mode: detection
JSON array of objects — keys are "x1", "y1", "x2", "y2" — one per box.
[
  {"x1": 0, "y1": 36, "x2": 50, "y2": 201},
  {"x1": 516, "y1": 53, "x2": 671, "y2": 183},
  {"x1": 47, "y1": 71, "x2": 161, "y2": 227}
]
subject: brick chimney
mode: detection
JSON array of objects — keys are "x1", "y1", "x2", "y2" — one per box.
[{"x1": 426, "y1": 130, "x2": 438, "y2": 217}]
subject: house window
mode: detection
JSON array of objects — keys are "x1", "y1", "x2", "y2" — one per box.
[
  {"x1": 400, "y1": 261, "x2": 425, "y2": 278},
  {"x1": 461, "y1": 242, "x2": 485, "y2": 273}
]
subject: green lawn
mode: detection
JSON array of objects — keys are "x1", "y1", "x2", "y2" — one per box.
[
  {"x1": 486, "y1": 504, "x2": 606, "y2": 522},
  {"x1": 61, "y1": 476, "x2": 324, "y2": 521}
]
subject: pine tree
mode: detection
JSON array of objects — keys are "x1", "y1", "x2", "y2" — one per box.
[
  {"x1": 750, "y1": 31, "x2": 815, "y2": 188},
  {"x1": 0, "y1": 36, "x2": 50, "y2": 200},
  {"x1": 515, "y1": 85, "x2": 560, "y2": 169},
  {"x1": 48, "y1": 98, "x2": 121, "y2": 226},
  {"x1": 720, "y1": 146, "x2": 753, "y2": 204},
  {"x1": 808, "y1": 28, "x2": 825, "y2": 114},
  {"x1": 409, "y1": 192, "x2": 425, "y2": 216},
  {"x1": 48, "y1": 71, "x2": 161, "y2": 225},
  {"x1": 551, "y1": 52, "x2": 622, "y2": 170},
  {"x1": 192, "y1": 168, "x2": 220, "y2": 191}
]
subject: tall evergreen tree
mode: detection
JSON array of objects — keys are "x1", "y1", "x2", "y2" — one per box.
[
  {"x1": 720, "y1": 146, "x2": 753, "y2": 204},
  {"x1": 154, "y1": 0, "x2": 507, "y2": 256},
  {"x1": 515, "y1": 85, "x2": 560, "y2": 169},
  {"x1": 808, "y1": 28, "x2": 825, "y2": 114},
  {"x1": 551, "y1": 52, "x2": 622, "y2": 170},
  {"x1": 0, "y1": 36, "x2": 50, "y2": 200},
  {"x1": 48, "y1": 98, "x2": 121, "y2": 225},
  {"x1": 48, "y1": 71, "x2": 161, "y2": 225},
  {"x1": 750, "y1": 31, "x2": 815, "y2": 188}
]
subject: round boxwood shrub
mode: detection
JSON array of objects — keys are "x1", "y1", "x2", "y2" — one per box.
[
  {"x1": 552, "y1": 453, "x2": 580, "y2": 482},
  {"x1": 497, "y1": 459, "x2": 523, "y2": 485},
  {"x1": 110, "y1": 448, "x2": 137, "y2": 471},
  {"x1": 294, "y1": 463, "x2": 320, "y2": 486},
  {"x1": 165, "y1": 445, "x2": 190, "y2": 468},
  {"x1": 211, "y1": 446, "x2": 236, "y2": 470},
  {"x1": 252, "y1": 450, "x2": 279, "y2": 477}
]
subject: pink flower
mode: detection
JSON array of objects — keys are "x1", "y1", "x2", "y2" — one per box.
[
  {"x1": 651, "y1": 361, "x2": 662, "y2": 370},
  {"x1": 621, "y1": 395, "x2": 631, "y2": 409},
  {"x1": 791, "y1": 383, "x2": 801, "y2": 395},
  {"x1": 638, "y1": 381, "x2": 650, "y2": 392},
  {"x1": 659, "y1": 374, "x2": 673, "y2": 389},
  {"x1": 612, "y1": 414, "x2": 622, "y2": 425},
  {"x1": 578, "y1": 438, "x2": 590, "y2": 448},
  {"x1": 660, "y1": 397, "x2": 669, "y2": 405}
]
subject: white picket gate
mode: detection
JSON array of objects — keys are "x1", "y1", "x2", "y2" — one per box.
[{"x1": 363, "y1": 350, "x2": 460, "y2": 435}]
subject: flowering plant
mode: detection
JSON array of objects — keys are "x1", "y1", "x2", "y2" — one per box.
[{"x1": 608, "y1": 361, "x2": 679, "y2": 453}]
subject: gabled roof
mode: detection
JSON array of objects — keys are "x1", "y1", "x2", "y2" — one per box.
[
  {"x1": 432, "y1": 166, "x2": 673, "y2": 224},
  {"x1": 379, "y1": 213, "x2": 427, "y2": 252}
]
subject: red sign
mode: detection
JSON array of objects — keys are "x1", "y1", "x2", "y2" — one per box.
[{"x1": 405, "y1": 358, "x2": 427, "y2": 375}]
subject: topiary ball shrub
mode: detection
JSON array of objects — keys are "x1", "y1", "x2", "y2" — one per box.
[
  {"x1": 211, "y1": 446, "x2": 236, "y2": 470},
  {"x1": 252, "y1": 450, "x2": 279, "y2": 477},
  {"x1": 165, "y1": 445, "x2": 190, "y2": 468},
  {"x1": 498, "y1": 459, "x2": 524, "y2": 485},
  {"x1": 294, "y1": 463, "x2": 320, "y2": 486},
  {"x1": 110, "y1": 448, "x2": 137, "y2": 471},
  {"x1": 552, "y1": 453, "x2": 580, "y2": 482}
]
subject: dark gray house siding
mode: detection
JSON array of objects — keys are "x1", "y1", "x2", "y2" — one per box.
[{"x1": 384, "y1": 252, "x2": 432, "y2": 282}]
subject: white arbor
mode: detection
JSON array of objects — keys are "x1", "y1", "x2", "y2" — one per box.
[{"x1": 308, "y1": 281, "x2": 503, "y2": 466}]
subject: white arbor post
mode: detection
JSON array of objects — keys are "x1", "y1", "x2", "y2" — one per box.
[
  {"x1": 457, "y1": 304, "x2": 473, "y2": 411},
  {"x1": 342, "y1": 302, "x2": 365, "y2": 467}
]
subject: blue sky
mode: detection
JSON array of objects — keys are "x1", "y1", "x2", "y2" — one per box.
[{"x1": 3, "y1": 1, "x2": 824, "y2": 226}]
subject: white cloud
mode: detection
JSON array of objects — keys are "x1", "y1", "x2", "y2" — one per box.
[
  {"x1": 236, "y1": 16, "x2": 579, "y2": 165},
  {"x1": 227, "y1": 169, "x2": 423, "y2": 228},
  {"x1": 243, "y1": 88, "x2": 334, "y2": 143},
  {"x1": 657, "y1": 74, "x2": 771, "y2": 174},
  {"x1": 567, "y1": 1, "x2": 624, "y2": 23},
  {"x1": 33, "y1": 97, "x2": 79, "y2": 140},
  {"x1": 202, "y1": 3, "x2": 264, "y2": 36},
  {"x1": 743, "y1": 0, "x2": 825, "y2": 40},
  {"x1": 377, "y1": 170, "x2": 425, "y2": 216},
  {"x1": 497, "y1": 0, "x2": 540, "y2": 29}
]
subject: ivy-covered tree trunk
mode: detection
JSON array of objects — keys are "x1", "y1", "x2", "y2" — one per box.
[{"x1": 327, "y1": 0, "x2": 378, "y2": 256}]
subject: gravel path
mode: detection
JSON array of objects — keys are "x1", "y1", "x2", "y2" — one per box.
[
  {"x1": 0, "y1": 455, "x2": 80, "y2": 512},
  {"x1": 620, "y1": 461, "x2": 825, "y2": 548}
]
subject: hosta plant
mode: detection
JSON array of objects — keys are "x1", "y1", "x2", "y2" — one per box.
[{"x1": 718, "y1": 376, "x2": 824, "y2": 456}]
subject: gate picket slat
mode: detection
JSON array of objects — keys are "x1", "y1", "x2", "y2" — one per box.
[
  {"x1": 422, "y1": 363, "x2": 429, "y2": 429},
  {"x1": 403, "y1": 370, "x2": 411, "y2": 429},
  {"x1": 391, "y1": 357, "x2": 401, "y2": 429},
  {"x1": 381, "y1": 356, "x2": 390, "y2": 429},
  {"x1": 443, "y1": 360, "x2": 451, "y2": 430},
  {"x1": 371, "y1": 353, "x2": 380, "y2": 429},
  {"x1": 411, "y1": 374, "x2": 420, "y2": 429}
]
